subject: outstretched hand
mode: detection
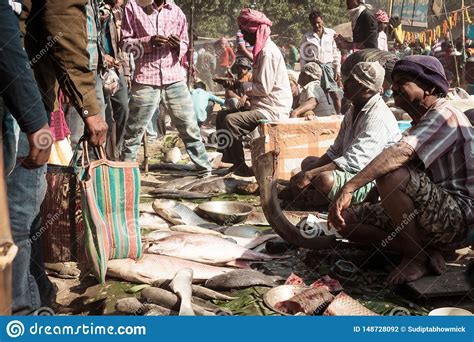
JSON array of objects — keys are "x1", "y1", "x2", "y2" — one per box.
[{"x1": 328, "y1": 188, "x2": 353, "y2": 231}]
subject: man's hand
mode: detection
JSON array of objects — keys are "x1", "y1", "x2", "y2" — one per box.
[
  {"x1": 125, "y1": 75, "x2": 132, "y2": 90},
  {"x1": 84, "y1": 114, "x2": 108, "y2": 146},
  {"x1": 236, "y1": 95, "x2": 248, "y2": 109},
  {"x1": 168, "y1": 34, "x2": 181, "y2": 52},
  {"x1": 328, "y1": 188, "x2": 353, "y2": 231},
  {"x1": 103, "y1": 54, "x2": 120, "y2": 69},
  {"x1": 151, "y1": 35, "x2": 168, "y2": 48},
  {"x1": 21, "y1": 123, "x2": 53, "y2": 169}
]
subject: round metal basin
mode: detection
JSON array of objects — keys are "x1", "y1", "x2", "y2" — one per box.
[
  {"x1": 263, "y1": 285, "x2": 310, "y2": 316},
  {"x1": 196, "y1": 201, "x2": 254, "y2": 225}
]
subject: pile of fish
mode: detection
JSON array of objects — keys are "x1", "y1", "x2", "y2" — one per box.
[
  {"x1": 148, "y1": 174, "x2": 259, "y2": 200},
  {"x1": 108, "y1": 198, "x2": 290, "y2": 316}
]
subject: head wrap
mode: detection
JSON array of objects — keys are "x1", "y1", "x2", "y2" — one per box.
[
  {"x1": 302, "y1": 62, "x2": 323, "y2": 83},
  {"x1": 375, "y1": 9, "x2": 389, "y2": 23},
  {"x1": 237, "y1": 8, "x2": 272, "y2": 61},
  {"x1": 392, "y1": 55, "x2": 449, "y2": 95},
  {"x1": 350, "y1": 61, "x2": 385, "y2": 92}
]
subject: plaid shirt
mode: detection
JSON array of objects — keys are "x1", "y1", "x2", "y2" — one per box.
[
  {"x1": 402, "y1": 99, "x2": 474, "y2": 225},
  {"x1": 122, "y1": 0, "x2": 188, "y2": 86}
]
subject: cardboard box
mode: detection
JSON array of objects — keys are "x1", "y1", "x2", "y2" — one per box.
[{"x1": 252, "y1": 116, "x2": 342, "y2": 180}]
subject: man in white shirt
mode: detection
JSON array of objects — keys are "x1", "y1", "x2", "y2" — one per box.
[
  {"x1": 300, "y1": 9, "x2": 342, "y2": 114},
  {"x1": 376, "y1": 9, "x2": 389, "y2": 51},
  {"x1": 216, "y1": 8, "x2": 292, "y2": 177}
]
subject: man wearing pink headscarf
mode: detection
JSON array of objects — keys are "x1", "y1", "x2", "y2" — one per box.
[
  {"x1": 376, "y1": 9, "x2": 389, "y2": 51},
  {"x1": 216, "y1": 8, "x2": 292, "y2": 177}
]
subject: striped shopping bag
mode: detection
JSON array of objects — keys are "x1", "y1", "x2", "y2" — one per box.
[{"x1": 79, "y1": 143, "x2": 141, "y2": 283}]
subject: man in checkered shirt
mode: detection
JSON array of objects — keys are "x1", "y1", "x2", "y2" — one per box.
[{"x1": 120, "y1": 0, "x2": 211, "y2": 175}]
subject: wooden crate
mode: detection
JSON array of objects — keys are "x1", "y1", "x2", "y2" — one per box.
[{"x1": 252, "y1": 116, "x2": 342, "y2": 180}]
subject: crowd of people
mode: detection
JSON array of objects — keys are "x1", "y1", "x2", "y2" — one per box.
[{"x1": 0, "y1": 0, "x2": 472, "y2": 316}]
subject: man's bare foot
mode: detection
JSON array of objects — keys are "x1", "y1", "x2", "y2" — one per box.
[
  {"x1": 427, "y1": 249, "x2": 446, "y2": 275},
  {"x1": 386, "y1": 256, "x2": 430, "y2": 285}
]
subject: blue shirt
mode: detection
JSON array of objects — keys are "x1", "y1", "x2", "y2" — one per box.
[{"x1": 191, "y1": 88, "x2": 224, "y2": 123}]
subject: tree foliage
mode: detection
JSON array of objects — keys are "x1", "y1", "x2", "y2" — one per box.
[{"x1": 178, "y1": 0, "x2": 348, "y2": 43}]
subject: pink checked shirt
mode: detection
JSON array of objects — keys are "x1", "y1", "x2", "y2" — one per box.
[{"x1": 122, "y1": 0, "x2": 189, "y2": 86}]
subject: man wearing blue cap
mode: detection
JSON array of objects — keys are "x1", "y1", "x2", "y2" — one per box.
[{"x1": 329, "y1": 55, "x2": 474, "y2": 285}]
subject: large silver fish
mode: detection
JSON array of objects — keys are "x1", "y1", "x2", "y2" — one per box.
[
  {"x1": 107, "y1": 254, "x2": 232, "y2": 284},
  {"x1": 145, "y1": 233, "x2": 280, "y2": 265}
]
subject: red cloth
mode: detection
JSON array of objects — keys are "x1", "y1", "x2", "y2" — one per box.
[
  {"x1": 237, "y1": 8, "x2": 272, "y2": 61},
  {"x1": 50, "y1": 93, "x2": 70, "y2": 141},
  {"x1": 218, "y1": 47, "x2": 236, "y2": 67}
]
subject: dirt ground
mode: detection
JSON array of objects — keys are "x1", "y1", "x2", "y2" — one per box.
[{"x1": 46, "y1": 129, "x2": 474, "y2": 316}]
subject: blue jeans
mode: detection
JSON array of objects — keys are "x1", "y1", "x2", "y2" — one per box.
[
  {"x1": 8, "y1": 131, "x2": 48, "y2": 315},
  {"x1": 122, "y1": 81, "x2": 211, "y2": 171}
]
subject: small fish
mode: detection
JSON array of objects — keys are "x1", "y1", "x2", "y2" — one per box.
[
  {"x1": 115, "y1": 298, "x2": 145, "y2": 315},
  {"x1": 146, "y1": 233, "x2": 281, "y2": 265},
  {"x1": 150, "y1": 189, "x2": 213, "y2": 200},
  {"x1": 139, "y1": 213, "x2": 171, "y2": 231},
  {"x1": 152, "y1": 199, "x2": 214, "y2": 227},
  {"x1": 107, "y1": 254, "x2": 232, "y2": 284},
  {"x1": 205, "y1": 269, "x2": 284, "y2": 290},
  {"x1": 224, "y1": 225, "x2": 262, "y2": 238},
  {"x1": 141, "y1": 287, "x2": 214, "y2": 316},
  {"x1": 163, "y1": 147, "x2": 182, "y2": 164},
  {"x1": 157, "y1": 176, "x2": 199, "y2": 190},
  {"x1": 170, "y1": 269, "x2": 194, "y2": 316},
  {"x1": 170, "y1": 225, "x2": 224, "y2": 237},
  {"x1": 191, "y1": 285, "x2": 237, "y2": 301},
  {"x1": 143, "y1": 304, "x2": 177, "y2": 316}
]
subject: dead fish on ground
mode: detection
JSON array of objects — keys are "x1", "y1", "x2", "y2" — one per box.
[
  {"x1": 143, "y1": 230, "x2": 175, "y2": 241},
  {"x1": 152, "y1": 199, "x2": 215, "y2": 227},
  {"x1": 45, "y1": 262, "x2": 80, "y2": 279},
  {"x1": 180, "y1": 175, "x2": 226, "y2": 192},
  {"x1": 170, "y1": 225, "x2": 224, "y2": 237},
  {"x1": 144, "y1": 305, "x2": 178, "y2": 316},
  {"x1": 115, "y1": 298, "x2": 145, "y2": 315},
  {"x1": 229, "y1": 234, "x2": 280, "y2": 250},
  {"x1": 191, "y1": 285, "x2": 237, "y2": 301},
  {"x1": 205, "y1": 269, "x2": 284, "y2": 290},
  {"x1": 224, "y1": 225, "x2": 262, "y2": 238},
  {"x1": 107, "y1": 254, "x2": 232, "y2": 284},
  {"x1": 163, "y1": 147, "x2": 182, "y2": 164},
  {"x1": 150, "y1": 188, "x2": 213, "y2": 200},
  {"x1": 145, "y1": 233, "x2": 282, "y2": 265},
  {"x1": 157, "y1": 176, "x2": 199, "y2": 190},
  {"x1": 141, "y1": 287, "x2": 214, "y2": 316},
  {"x1": 274, "y1": 288, "x2": 334, "y2": 315},
  {"x1": 170, "y1": 269, "x2": 194, "y2": 316},
  {"x1": 139, "y1": 213, "x2": 171, "y2": 231}
]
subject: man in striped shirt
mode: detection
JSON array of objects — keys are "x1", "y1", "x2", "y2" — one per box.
[
  {"x1": 290, "y1": 61, "x2": 401, "y2": 206},
  {"x1": 329, "y1": 56, "x2": 473, "y2": 284},
  {"x1": 120, "y1": 0, "x2": 211, "y2": 174}
]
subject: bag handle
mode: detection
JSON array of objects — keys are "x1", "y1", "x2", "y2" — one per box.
[{"x1": 81, "y1": 139, "x2": 107, "y2": 168}]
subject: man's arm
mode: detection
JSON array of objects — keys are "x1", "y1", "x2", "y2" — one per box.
[
  {"x1": 0, "y1": 2, "x2": 50, "y2": 167},
  {"x1": 121, "y1": 3, "x2": 154, "y2": 53},
  {"x1": 332, "y1": 32, "x2": 341, "y2": 75},
  {"x1": 209, "y1": 93, "x2": 225, "y2": 106},
  {"x1": 291, "y1": 98, "x2": 317, "y2": 118},
  {"x1": 328, "y1": 142, "x2": 415, "y2": 229}
]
